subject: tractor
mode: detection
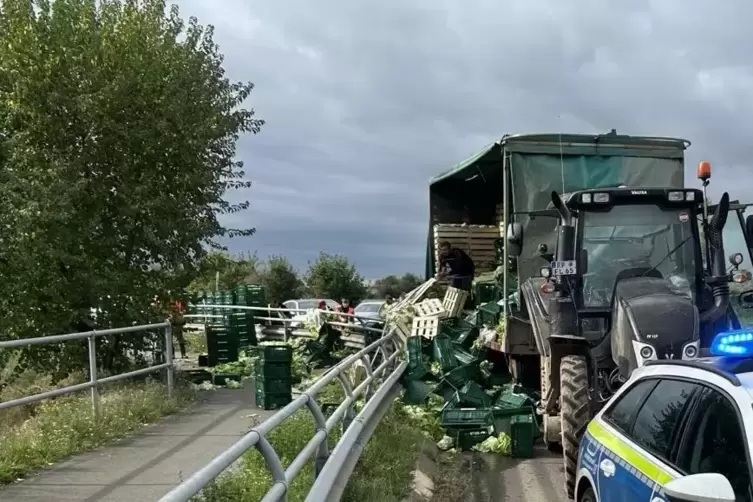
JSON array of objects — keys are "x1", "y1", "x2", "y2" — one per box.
[{"x1": 426, "y1": 131, "x2": 753, "y2": 499}]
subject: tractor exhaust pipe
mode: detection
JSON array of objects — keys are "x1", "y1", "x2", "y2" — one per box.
[
  {"x1": 700, "y1": 192, "x2": 730, "y2": 324},
  {"x1": 551, "y1": 191, "x2": 575, "y2": 262}
]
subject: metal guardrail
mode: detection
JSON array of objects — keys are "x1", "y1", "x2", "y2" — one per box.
[
  {"x1": 0, "y1": 323, "x2": 175, "y2": 418},
  {"x1": 184, "y1": 304, "x2": 385, "y2": 349},
  {"x1": 158, "y1": 324, "x2": 406, "y2": 502}
]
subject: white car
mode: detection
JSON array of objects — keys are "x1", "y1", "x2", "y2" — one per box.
[
  {"x1": 282, "y1": 299, "x2": 339, "y2": 328},
  {"x1": 574, "y1": 329, "x2": 753, "y2": 502}
]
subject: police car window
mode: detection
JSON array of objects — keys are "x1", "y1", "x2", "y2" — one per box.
[
  {"x1": 630, "y1": 379, "x2": 699, "y2": 460},
  {"x1": 602, "y1": 379, "x2": 658, "y2": 432},
  {"x1": 677, "y1": 388, "x2": 752, "y2": 502}
]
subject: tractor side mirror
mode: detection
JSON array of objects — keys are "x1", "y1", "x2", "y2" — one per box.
[
  {"x1": 506, "y1": 223, "x2": 523, "y2": 257},
  {"x1": 739, "y1": 290, "x2": 753, "y2": 309},
  {"x1": 746, "y1": 214, "x2": 753, "y2": 249}
]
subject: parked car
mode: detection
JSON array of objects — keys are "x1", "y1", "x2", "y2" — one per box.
[
  {"x1": 354, "y1": 300, "x2": 386, "y2": 329},
  {"x1": 283, "y1": 299, "x2": 340, "y2": 328}
]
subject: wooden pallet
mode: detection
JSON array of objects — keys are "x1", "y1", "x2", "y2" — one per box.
[
  {"x1": 413, "y1": 298, "x2": 447, "y2": 318},
  {"x1": 433, "y1": 224, "x2": 501, "y2": 272},
  {"x1": 411, "y1": 316, "x2": 440, "y2": 339},
  {"x1": 443, "y1": 287, "x2": 469, "y2": 318}
]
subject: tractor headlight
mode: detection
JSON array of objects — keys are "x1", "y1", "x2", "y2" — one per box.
[
  {"x1": 668, "y1": 191, "x2": 685, "y2": 202},
  {"x1": 593, "y1": 193, "x2": 610, "y2": 203},
  {"x1": 640, "y1": 346, "x2": 654, "y2": 359},
  {"x1": 683, "y1": 341, "x2": 699, "y2": 360},
  {"x1": 581, "y1": 193, "x2": 592, "y2": 203},
  {"x1": 540, "y1": 266, "x2": 551, "y2": 279}
]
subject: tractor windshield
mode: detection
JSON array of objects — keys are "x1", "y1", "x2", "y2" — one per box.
[{"x1": 581, "y1": 204, "x2": 698, "y2": 308}]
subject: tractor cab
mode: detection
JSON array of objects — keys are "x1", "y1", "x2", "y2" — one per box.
[{"x1": 542, "y1": 187, "x2": 709, "y2": 385}]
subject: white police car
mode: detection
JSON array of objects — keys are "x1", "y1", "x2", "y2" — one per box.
[{"x1": 574, "y1": 329, "x2": 753, "y2": 502}]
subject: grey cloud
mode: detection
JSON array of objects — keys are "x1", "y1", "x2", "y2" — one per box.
[{"x1": 176, "y1": 0, "x2": 753, "y2": 276}]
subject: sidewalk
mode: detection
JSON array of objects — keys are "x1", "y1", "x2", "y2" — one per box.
[{"x1": 0, "y1": 382, "x2": 274, "y2": 502}]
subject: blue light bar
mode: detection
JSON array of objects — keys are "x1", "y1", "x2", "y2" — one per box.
[{"x1": 711, "y1": 330, "x2": 753, "y2": 357}]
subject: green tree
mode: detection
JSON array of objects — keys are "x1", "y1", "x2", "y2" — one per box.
[
  {"x1": 0, "y1": 0, "x2": 263, "y2": 375},
  {"x1": 259, "y1": 256, "x2": 304, "y2": 304},
  {"x1": 305, "y1": 253, "x2": 367, "y2": 303},
  {"x1": 188, "y1": 252, "x2": 261, "y2": 293},
  {"x1": 372, "y1": 273, "x2": 423, "y2": 298}
]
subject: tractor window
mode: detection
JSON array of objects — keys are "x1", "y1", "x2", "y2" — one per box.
[
  {"x1": 724, "y1": 207, "x2": 753, "y2": 328},
  {"x1": 581, "y1": 205, "x2": 698, "y2": 308}
]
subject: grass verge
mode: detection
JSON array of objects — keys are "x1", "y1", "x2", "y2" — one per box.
[
  {"x1": 0, "y1": 372, "x2": 195, "y2": 484},
  {"x1": 193, "y1": 383, "x2": 429, "y2": 502}
]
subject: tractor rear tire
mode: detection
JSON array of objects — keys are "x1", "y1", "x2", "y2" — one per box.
[{"x1": 560, "y1": 355, "x2": 590, "y2": 499}]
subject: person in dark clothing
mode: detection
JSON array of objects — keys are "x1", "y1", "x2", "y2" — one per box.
[
  {"x1": 170, "y1": 298, "x2": 188, "y2": 359},
  {"x1": 437, "y1": 241, "x2": 475, "y2": 291}
]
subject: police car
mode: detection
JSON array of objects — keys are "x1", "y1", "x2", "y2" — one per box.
[{"x1": 574, "y1": 330, "x2": 753, "y2": 502}]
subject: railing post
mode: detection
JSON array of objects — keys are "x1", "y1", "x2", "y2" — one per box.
[
  {"x1": 87, "y1": 334, "x2": 100, "y2": 420},
  {"x1": 164, "y1": 323, "x2": 174, "y2": 399}
]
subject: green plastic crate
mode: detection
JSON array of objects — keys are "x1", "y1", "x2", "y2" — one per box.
[
  {"x1": 249, "y1": 344, "x2": 292, "y2": 364},
  {"x1": 456, "y1": 382, "x2": 492, "y2": 408},
  {"x1": 406, "y1": 336, "x2": 428, "y2": 380},
  {"x1": 441, "y1": 408, "x2": 492, "y2": 428},
  {"x1": 511, "y1": 413, "x2": 536, "y2": 458},
  {"x1": 255, "y1": 375, "x2": 293, "y2": 394},
  {"x1": 474, "y1": 283, "x2": 500, "y2": 306},
  {"x1": 212, "y1": 373, "x2": 241, "y2": 386},
  {"x1": 432, "y1": 335, "x2": 458, "y2": 372},
  {"x1": 446, "y1": 426, "x2": 494, "y2": 450},
  {"x1": 254, "y1": 362, "x2": 292, "y2": 380},
  {"x1": 440, "y1": 318, "x2": 479, "y2": 348},
  {"x1": 255, "y1": 388, "x2": 292, "y2": 410},
  {"x1": 494, "y1": 386, "x2": 531, "y2": 410},
  {"x1": 442, "y1": 362, "x2": 479, "y2": 388},
  {"x1": 477, "y1": 301, "x2": 502, "y2": 327},
  {"x1": 453, "y1": 346, "x2": 476, "y2": 366}
]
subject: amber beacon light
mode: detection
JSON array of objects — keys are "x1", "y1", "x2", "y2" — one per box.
[{"x1": 697, "y1": 160, "x2": 711, "y2": 181}]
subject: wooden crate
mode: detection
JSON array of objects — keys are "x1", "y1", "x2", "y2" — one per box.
[
  {"x1": 433, "y1": 224, "x2": 502, "y2": 272},
  {"x1": 411, "y1": 316, "x2": 440, "y2": 339}
]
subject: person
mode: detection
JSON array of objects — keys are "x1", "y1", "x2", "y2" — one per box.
[
  {"x1": 437, "y1": 241, "x2": 475, "y2": 291},
  {"x1": 169, "y1": 296, "x2": 188, "y2": 359},
  {"x1": 337, "y1": 298, "x2": 354, "y2": 323},
  {"x1": 317, "y1": 300, "x2": 328, "y2": 311},
  {"x1": 385, "y1": 294, "x2": 395, "y2": 305}
]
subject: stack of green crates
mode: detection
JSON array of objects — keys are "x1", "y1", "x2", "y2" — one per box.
[
  {"x1": 252, "y1": 345, "x2": 293, "y2": 410},
  {"x1": 221, "y1": 290, "x2": 236, "y2": 307},
  {"x1": 228, "y1": 311, "x2": 257, "y2": 348},
  {"x1": 206, "y1": 324, "x2": 240, "y2": 367},
  {"x1": 235, "y1": 284, "x2": 266, "y2": 307}
]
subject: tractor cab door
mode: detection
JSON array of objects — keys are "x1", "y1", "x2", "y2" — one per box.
[{"x1": 722, "y1": 202, "x2": 753, "y2": 328}]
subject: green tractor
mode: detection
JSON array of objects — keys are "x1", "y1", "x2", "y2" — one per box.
[{"x1": 427, "y1": 131, "x2": 753, "y2": 498}]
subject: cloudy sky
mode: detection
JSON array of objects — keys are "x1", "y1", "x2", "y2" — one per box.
[{"x1": 176, "y1": 0, "x2": 753, "y2": 279}]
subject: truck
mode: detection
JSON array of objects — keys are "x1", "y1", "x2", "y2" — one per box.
[{"x1": 426, "y1": 130, "x2": 753, "y2": 498}]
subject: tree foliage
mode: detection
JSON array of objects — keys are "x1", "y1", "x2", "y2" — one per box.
[
  {"x1": 187, "y1": 252, "x2": 261, "y2": 293},
  {"x1": 0, "y1": 0, "x2": 262, "y2": 375},
  {"x1": 305, "y1": 253, "x2": 367, "y2": 303},
  {"x1": 371, "y1": 273, "x2": 423, "y2": 298},
  {"x1": 259, "y1": 256, "x2": 305, "y2": 304}
]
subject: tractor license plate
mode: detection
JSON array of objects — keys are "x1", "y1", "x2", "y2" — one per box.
[{"x1": 551, "y1": 260, "x2": 577, "y2": 276}]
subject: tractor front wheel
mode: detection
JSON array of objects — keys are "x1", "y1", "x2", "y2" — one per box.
[{"x1": 560, "y1": 355, "x2": 590, "y2": 499}]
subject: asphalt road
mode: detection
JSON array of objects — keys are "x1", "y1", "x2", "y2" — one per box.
[{"x1": 464, "y1": 446, "x2": 569, "y2": 502}]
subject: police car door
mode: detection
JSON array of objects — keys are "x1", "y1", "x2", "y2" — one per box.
[
  {"x1": 674, "y1": 386, "x2": 753, "y2": 501},
  {"x1": 596, "y1": 378, "x2": 698, "y2": 502}
]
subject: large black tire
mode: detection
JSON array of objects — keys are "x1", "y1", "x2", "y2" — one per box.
[
  {"x1": 579, "y1": 485, "x2": 596, "y2": 502},
  {"x1": 560, "y1": 355, "x2": 590, "y2": 499}
]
